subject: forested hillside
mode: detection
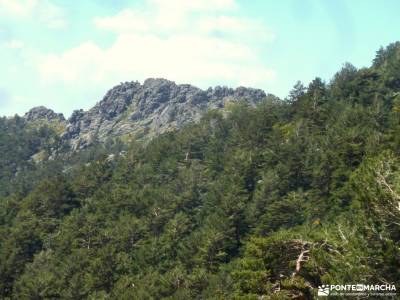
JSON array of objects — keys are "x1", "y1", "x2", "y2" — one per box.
[
  {"x1": 0, "y1": 115, "x2": 63, "y2": 197},
  {"x1": 1, "y1": 42, "x2": 400, "y2": 299}
]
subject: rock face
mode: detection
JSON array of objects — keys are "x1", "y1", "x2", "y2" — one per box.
[
  {"x1": 24, "y1": 106, "x2": 65, "y2": 122},
  {"x1": 26, "y1": 79, "x2": 268, "y2": 150}
]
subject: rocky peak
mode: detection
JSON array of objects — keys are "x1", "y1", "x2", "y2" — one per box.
[
  {"x1": 24, "y1": 106, "x2": 65, "y2": 122},
  {"x1": 60, "y1": 78, "x2": 268, "y2": 150},
  {"x1": 68, "y1": 109, "x2": 85, "y2": 124},
  {"x1": 95, "y1": 81, "x2": 141, "y2": 119},
  {"x1": 143, "y1": 78, "x2": 174, "y2": 89},
  {"x1": 207, "y1": 86, "x2": 266, "y2": 102}
]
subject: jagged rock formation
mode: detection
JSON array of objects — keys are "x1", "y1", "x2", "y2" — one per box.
[
  {"x1": 26, "y1": 79, "x2": 268, "y2": 150},
  {"x1": 24, "y1": 106, "x2": 65, "y2": 122}
]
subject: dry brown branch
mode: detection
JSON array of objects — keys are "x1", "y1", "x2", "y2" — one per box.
[
  {"x1": 338, "y1": 224, "x2": 348, "y2": 244},
  {"x1": 291, "y1": 240, "x2": 311, "y2": 277},
  {"x1": 377, "y1": 172, "x2": 400, "y2": 200}
]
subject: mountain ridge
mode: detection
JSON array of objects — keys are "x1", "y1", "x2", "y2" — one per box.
[{"x1": 23, "y1": 78, "x2": 270, "y2": 150}]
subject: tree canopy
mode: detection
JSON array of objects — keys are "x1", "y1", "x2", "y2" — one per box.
[{"x1": 1, "y1": 42, "x2": 400, "y2": 299}]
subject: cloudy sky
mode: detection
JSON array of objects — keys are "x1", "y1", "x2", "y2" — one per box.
[{"x1": 0, "y1": 0, "x2": 399, "y2": 117}]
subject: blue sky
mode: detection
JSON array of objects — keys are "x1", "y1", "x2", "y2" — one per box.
[{"x1": 0, "y1": 0, "x2": 399, "y2": 117}]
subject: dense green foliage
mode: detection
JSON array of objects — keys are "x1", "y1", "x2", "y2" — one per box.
[
  {"x1": 1, "y1": 42, "x2": 400, "y2": 299},
  {"x1": 0, "y1": 116, "x2": 63, "y2": 197}
]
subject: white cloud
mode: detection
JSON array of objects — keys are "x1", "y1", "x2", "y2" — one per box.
[
  {"x1": 94, "y1": 9, "x2": 150, "y2": 33},
  {"x1": 4, "y1": 39, "x2": 24, "y2": 49},
  {"x1": 38, "y1": 34, "x2": 275, "y2": 84},
  {"x1": 147, "y1": 0, "x2": 237, "y2": 29},
  {"x1": 36, "y1": 0, "x2": 275, "y2": 91},
  {"x1": 37, "y1": 1, "x2": 67, "y2": 29},
  {"x1": 94, "y1": 0, "x2": 237, "y2": 34},
  {"x1": 197, "y1": 16, "x2": 275, "y2": 41},
  {"x1": 0, "y1": 0, "x2": 37, "y2": 16},
  {"x1": 39, "y1": 42, "x2": 104, "y2": 82},
  {"x1": 0, "y1": 0, "x2": 67, "y2": 29},
  {"x1": 148, "y1": 0, "x2": 237, "y2": 15},
  {"x1": 149, "y1": 0, "x2": 236, "y2": 9}
]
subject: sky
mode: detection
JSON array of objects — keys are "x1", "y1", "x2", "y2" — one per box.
[{"x1": 0, "y1": 0, "x2": 399, "y2": 117}]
